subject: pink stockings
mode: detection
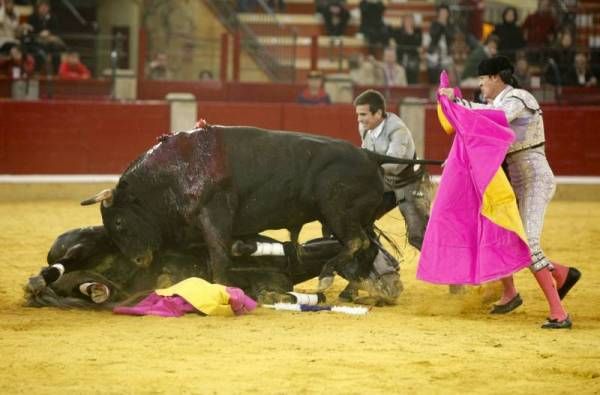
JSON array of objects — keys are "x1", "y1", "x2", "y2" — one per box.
[{"x1": 499, "y1": 265, "x2": 568, "y2": 321}]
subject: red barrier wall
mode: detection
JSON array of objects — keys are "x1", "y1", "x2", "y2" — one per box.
[
  {"x1": 424, "y1": 104, "x2": 600, "y2": 176},
  {"x1": 138, "y1": 80, "x2": 304, "y2": 102},
  {"x1": 0, "y1": 100, "x2": 169, "y2": 174},
  {"x1": 1, "y1": 78, "x2": 112, "y2": 100},
  {"x1": 1, "y1": 100, "x2": 599, "y2": 175},
  {"x1": 197, "y1": 102, "x2": 359, "y2": 143}
]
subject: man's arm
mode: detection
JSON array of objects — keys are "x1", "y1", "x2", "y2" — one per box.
[
  {"x1": 439, "y1": 88, "x2": 527, "y2": 123},
  {"x1": 499, "y1": 96, "x2": 527, "y2": 123}
]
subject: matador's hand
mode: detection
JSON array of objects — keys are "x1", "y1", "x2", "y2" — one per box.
[{"x1": 438, "y1": 88, "x2": 455, "y2": 101}]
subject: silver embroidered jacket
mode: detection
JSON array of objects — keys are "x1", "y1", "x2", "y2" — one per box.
[
  {"x1": 455, "y1": 86, "x2": 545, "y2": 153},
  {"x1": 359, "y1": 112, "x2": 416, "y2": 177}
]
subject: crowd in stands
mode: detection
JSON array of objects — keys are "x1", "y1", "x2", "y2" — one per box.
[
  {"x1": 309, "y1": 0, "x2": 599, "y2": 89},
  {"x1": 0, "y1": 0, "x2": 92, "y2": 80},
  {"x1": 291, "y1": 0, "x2": 599, "y2": 105},
  {"x1": 2, "y1": 0, "x2": 598, "y2": 100}
]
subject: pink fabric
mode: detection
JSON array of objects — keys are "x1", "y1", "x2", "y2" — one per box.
[
  {"x1": 226, "y1": 287, "x2": 258, "y2": 315},
  {"x1": 113, "y1": 286, "x2": 257, "y2": 317},
  {"x1": 417, "y1": 71, "x2": 531, "y2": 285},
  {"x1": 113, "y1": 293, "x2": 197, "y2": 317}
]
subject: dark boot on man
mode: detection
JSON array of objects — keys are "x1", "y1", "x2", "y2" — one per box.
[
  {"x1": 558, "y1": 267, "x2": 581, "y2": 300},
  {"x1": 541, "y1": 315, "x2": 572, "y2": 329}
]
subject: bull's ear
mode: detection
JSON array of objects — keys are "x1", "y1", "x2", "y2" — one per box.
[{"x1": 81, "y1": 189, "x2": 114, "y2": 207}]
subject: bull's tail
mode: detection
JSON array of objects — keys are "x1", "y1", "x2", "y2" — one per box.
[{"x1": 364, "y1": 150, "x2": 444, "y2": 166}]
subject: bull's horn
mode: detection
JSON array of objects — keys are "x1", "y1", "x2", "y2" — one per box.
[{"x1": 80, "y1": 189, "x2": 114, "y2": 207}]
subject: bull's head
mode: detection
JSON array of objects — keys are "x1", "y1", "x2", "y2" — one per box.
[{"x1": 81, "y1": 184, "x2": 162, "y2": 268}]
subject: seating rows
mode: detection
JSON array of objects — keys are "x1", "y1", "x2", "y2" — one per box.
[{"x1": 239, "y1": 0, "x2": 437, "y2": 79}]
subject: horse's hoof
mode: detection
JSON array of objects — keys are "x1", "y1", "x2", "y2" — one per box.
[
  {"x1": 27, "y1": 276, "x2": 46, "y2": 295},
  {"x1": 317, "y1": 276, "x2": 334, "y2": 292}
]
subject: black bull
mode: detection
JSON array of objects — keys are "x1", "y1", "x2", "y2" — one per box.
[
  {"x1": 25, "y1": 226, "x2": 403, "y2": 308},
  {"x1": 80, "y1": 125, "x2": 439, "y2": 290}
]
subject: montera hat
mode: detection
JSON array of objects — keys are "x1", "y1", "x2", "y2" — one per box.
[{"x1": 478, "y1": 56, "x2": 514, "y2": 76}]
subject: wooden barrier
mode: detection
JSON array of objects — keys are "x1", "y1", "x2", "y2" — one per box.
[
  {"x1": 0, "y1": 100, "x2": 169, "y2": 174},
  {"x1": 424, "y1": 104, "x2": 600, "y2": 176},
  {"x1": 0, "y1": 77, "x2": 112, "y2": 100},
  {"x1": 1, "y1": 100, "x2": 599, "y2": 175}
]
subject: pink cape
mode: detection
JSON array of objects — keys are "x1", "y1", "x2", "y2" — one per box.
[
  {"x1": 416, "y1": 72, "x2": 531, "y2": 285},
  {"x1": 113, "y1": 286, "x2": 257, "y2": 317}
]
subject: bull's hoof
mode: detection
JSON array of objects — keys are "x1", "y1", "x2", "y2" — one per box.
[
  {"x1": 316, "y1": 276, "x2": 334, "y2": 292},
  {"x1": 27, "y1": 276, "x2": 47, "y2": 295}
]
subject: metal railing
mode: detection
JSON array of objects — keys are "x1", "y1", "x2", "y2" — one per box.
[{"x1": 203, "y1": 0, "x2": 297, "y2": 82}]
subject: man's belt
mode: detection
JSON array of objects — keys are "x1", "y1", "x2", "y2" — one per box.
[
  {"x1": 507, "y1": 142, "x2": 545, "y2": 157},
  {"x1": 384, "y1": 165, "x2": 425, "y2": 189}
]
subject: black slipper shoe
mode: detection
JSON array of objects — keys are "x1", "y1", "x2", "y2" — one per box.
[
  {"x1": 541, "y1": 315, "x2": 572, "y2": 329},
  {"x1": 558, "y1": 267, "x2": 581, "y2": 300},
  {"x1": 490, "y1": 293, "x2": 523, "y2": 314}
]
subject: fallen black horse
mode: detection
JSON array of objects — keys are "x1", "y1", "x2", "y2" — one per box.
[{"x1": 25, "y1": 226, "x2": 403, "y2": 309}]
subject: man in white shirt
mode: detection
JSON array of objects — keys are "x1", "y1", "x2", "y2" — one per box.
[{"x1": 355, "y1": 89, "x2": 427, "y2": 249}]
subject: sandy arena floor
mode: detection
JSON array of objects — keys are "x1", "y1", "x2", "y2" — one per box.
[{"x1": 0, "y1": 197, "x2": 599, "y2": 394}]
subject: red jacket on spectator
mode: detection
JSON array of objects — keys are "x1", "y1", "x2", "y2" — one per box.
[
  {"x1": 297, "y1": 87, "x2": 331, "y2": 105},
  {"x1": 58, "y1": 60, "x2": 91, "y2": 80}
]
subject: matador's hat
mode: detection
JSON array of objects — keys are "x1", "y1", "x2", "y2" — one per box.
[{"x1": 478, "y1": 56, "x2": 514, "y2": 76}]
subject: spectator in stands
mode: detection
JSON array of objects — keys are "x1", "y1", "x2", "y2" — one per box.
[
  {"x1": 545, "y1": 27, "x2": 575, "y2": 85},
  {"x1": 147, "y1": 52, "x2": 172, "y2": 80},
  {"x1": 391, "y1": 14, "x2": 423, "y2": 84},
  {"x1": 297, "y1": 69, "x2": 331, "y2": 105},
  {"x1": 0, "y1": 45, "x2": 34, "y2": 79},
  {"x1": 460, "y1": 0, "x2": 485, "y2": 42},
  {"x1": 376, "y1": 46, "x2": 407, "y2": 87},
  {"x1": 58, "y1": 50, "x2": 91, "y2": 80},
  {"x1": 492, "y1": 6, "x2": 525, "y2": 62},
  {"x1": 449, "y1": 30, "x2": 470, "y2": 86},
  {"x1": 25, "y1": 0, "x2": 65, "y2": 74},
  {"x1": 199, "y1": 69, "x2": 214, "y2": 81},
  {"x1": 513, "y1": 52, "x2": 532, "y2": 89},
  {"x1": 359, "y1": 0, "x2": 389, "y2": 54},
  {"x1": 461, "y1": 34, "x2": 499, "y2": 83},
  {"x1": 318, "y1": 0, "x2": 350, "y2": 37},
  {"x1": 564, "y1": 52, "x2": 598, "y2": 87},
  {"x1": 348, "y1": 53, "x2": 381, "y2": 86},
  {"x1": 0, "y1": 0, "x2": 19, "y2": 53},
  {"x1": 521, "y1": 0, "x2": 558, "y2": 65},
  {"x1": 426, "y1": 4, "x2": 457, "y2": 84}
]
